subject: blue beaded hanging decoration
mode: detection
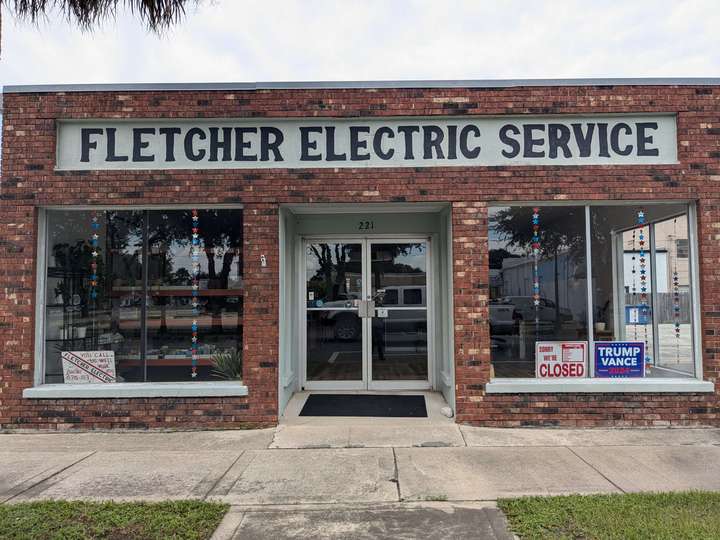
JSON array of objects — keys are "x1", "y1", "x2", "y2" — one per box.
[
  {"x1": 190, "y1": 209, "x2": 201, "y2": 379},
  {"x1": 531, "y1": 207, "x2": 541, "y2": 333},
  {"x1": 90, "y1": 212, "x2": 100, "y2": 304},
  {"x1": 673, "y1": 218, "x2": 681, "y2": 363},
  {"x1": 636, "y1": 209, "x2": 651, "y2": 367}
]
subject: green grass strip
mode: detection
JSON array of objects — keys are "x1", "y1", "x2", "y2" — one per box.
[
  {"x1": 498, "y1": 491, "x2": 720, "y2": 540},
  {"x1": 0, "y1": 500, "x2": 229, "y2": 540}
]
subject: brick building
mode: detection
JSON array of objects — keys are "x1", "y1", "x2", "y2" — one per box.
[{"x1": 0, "y1": 79, "x2": 718, "y2": 430}]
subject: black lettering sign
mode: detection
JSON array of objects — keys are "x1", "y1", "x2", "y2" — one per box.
[
  {"x1": 373, "y1": 127, "x2": 395, "y2": 160},
  {"x1": 499, "y1": 125, "x2": 521, "y2": 158},
  {"x1": 132, "y1": 127, "x2": 156, "y2": 162},
  {"x1": 636, "y1": 122, "x2": 659, "y2": 156},
  {"x1": 106, "y1": 128, "x2": 128, "y2": 162},
  {"x1": 234, "y1": 127, "x2": 258, "y2": 162},
  {"x1": 610, "y1": 123, "x2": 633, "y2": 156},
  {"x1": 397, "y1": 126, "x2": 420, "y2": 159},
  {"x1": 597, "y1": 123, "x2": 610, "y2": 158},
  {"x1": 209, "y1": 127, "x2": 233, "y2": 162},
  {"x1": 158, "y1": 127, "x2": 181, "y2": 161},
  {"x1": 80, "y1": 128, "x2": 104, "y2": 162},
  {"x1": 547, "y1": 124, "x2": 571, "y2": 159},
  {"x1": 523, "y1": 124, "x2": 545, "y2": 158},
  {"x1": 325, "y1": 127, "x2": 347, "y2": 162},
  {"x1": 260, "y1": 127, "x2": 284, "y2": 162},
  {"x1": 184, "y1": 127, "x2": 207, "y2": 161},
  {"x1": 423, "y1": 125, "x2": 445, "y2": 159},
  {"x1": 300, "y1": 127, "x2": 322, "y2": 161},
  {"x1": 459, "y1": 125, "x2": 481, "y2": 159},
  {"x1": 350, "y1": 126, "x2": 371, "y2": 161},
  {"x1": 571, "y1": 123, "x2": 594, "y2": 157}
]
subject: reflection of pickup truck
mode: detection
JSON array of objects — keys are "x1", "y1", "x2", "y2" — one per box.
[
  {"x1": 318, "y1": 287, "x2": 427, "y2": 341},
  {"x1": 490, "y1": 296, "x2": 573, "y2": 334}
]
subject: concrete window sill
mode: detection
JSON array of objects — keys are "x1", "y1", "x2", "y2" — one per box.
[
  {"x1": 485, "y1": 378, "x2": 715, "y2": 394},
  {"x1": 22, "y1": 381, "x2": 248, "y2": 399}
]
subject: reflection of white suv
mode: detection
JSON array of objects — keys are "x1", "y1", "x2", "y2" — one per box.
[
  {"x1": 497, "y1": 296, "x2": 573, "y2": 323},
  {"x1": 325, "y1": 286, "x2": 427, "y2": 341}
]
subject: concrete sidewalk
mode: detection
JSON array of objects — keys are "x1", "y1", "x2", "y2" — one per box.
[{"x1": 2, "y1": 425, "x2": 720, "y2": 538}]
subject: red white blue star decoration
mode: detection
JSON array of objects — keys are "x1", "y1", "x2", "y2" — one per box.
[
  {"x1": 190, "y1": 209, "x2": 200, "y2": 379},
  {"x1": 89, "y1": 213, "x2": 100, "y2": 302},
  {"x1": 531, "y1": 207, "x2": 541, "y2": 326}
]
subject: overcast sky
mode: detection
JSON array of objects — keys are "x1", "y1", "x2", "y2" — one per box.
[{"x1": 1, "y1": 0, "x2": 720, "y2": 87}]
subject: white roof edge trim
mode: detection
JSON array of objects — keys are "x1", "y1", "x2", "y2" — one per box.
[{"x1": 3, "y1": 77, "x2": 720, "y2": 94}]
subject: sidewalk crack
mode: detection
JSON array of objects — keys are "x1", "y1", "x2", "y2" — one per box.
[
  {"x1": 2, "y1": 450, "x2": 97, "y2": 504},
  {"x1": 458, "y1": 426, "x2": 469, "y2": 447},
  {"x1": 203, "y1": 451, "x2": 245, "y2": 500},
  {"x1": 391, "y1": 447, "x2": 402, "y2": 502},
  {"x1": 566, "y1": 446, "x2": 626, "y2": 494}
]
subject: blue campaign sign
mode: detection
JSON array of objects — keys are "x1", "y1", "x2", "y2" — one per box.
[{"x1": 594, "y1": 341, "x2": 645, "y2": 378}]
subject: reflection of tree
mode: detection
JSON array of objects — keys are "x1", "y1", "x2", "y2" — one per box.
[
  {"x1": 492, "y1": 207, "x2": 586, "y2": 329},
  {"x1": 489, "y1": 248, "x2": 519, "y2": 270},
  {"x1": 149, "y1": 210, "x2": 242, "y2": 336},
  {"x1": 308, "y1": 244, "x2": 355, "y2": 300},
  {"x1": 306, "y1": 243, "x2": 425, "y2": 301}
]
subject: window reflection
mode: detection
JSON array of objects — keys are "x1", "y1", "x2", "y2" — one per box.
[
  {"x1": 45, "y1": 210, "x2": 143, "y2": 383},
  {"x1": 591, "y1": 206, "x2": 694, "y2": 378},
  {"x1": 45, "y1": 209, "x2": 243, "y2": 383},
  {"x1": 489, "y1": 206, "x2": 589, "y2": 378}
]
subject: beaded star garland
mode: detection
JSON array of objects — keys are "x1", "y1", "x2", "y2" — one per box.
[
  {"x1": 190, "y1": 209, "x2": 201, "y2": 379},
  {"x1": 673, "y1": 218, "x2": 681, "y2": 362},
  {"x1": 90, "y1": 213, "x2": 100, "y2": 303},
  {"x1": 531, "y1": 207, "x2": 541, "y2": 328},
  {"x1": 636, "y1": 210, "x2": 650, "y2": 365}
]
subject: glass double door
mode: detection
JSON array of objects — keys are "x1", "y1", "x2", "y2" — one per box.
[{"x1": 303, "y1": 238, "x2": 431, "y2": 390}]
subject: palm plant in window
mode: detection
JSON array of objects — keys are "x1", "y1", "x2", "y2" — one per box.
[{"x1": 210, "y1": 349, "x2": 243, "y2": 380}]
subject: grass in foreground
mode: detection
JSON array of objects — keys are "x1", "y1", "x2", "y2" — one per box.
[
  {"x1": 498, "y1": 491, "x2": 720, "y2": 540},
  {"x1": 0, "y1": 500, "x2": 229, "y2": 540}
]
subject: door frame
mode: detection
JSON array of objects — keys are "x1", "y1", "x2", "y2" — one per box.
[{"x1": 299, "y1": 234, "x2": 435, "y2": 391}]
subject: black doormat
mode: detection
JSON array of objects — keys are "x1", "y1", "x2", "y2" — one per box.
[{"x1": 299, "y1": 394, "x2": 428, "y2": 417}]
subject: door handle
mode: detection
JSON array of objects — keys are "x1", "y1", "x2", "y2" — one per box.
[{"x1": 358, "y1": 300, "x2": 376, "y2": 318}]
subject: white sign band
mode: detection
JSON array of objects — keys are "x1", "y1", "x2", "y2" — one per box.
[{"x1": 56, "y1": 114, "x2": 678, "y2": 170}]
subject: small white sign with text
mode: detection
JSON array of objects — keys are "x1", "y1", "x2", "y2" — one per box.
[{"x1": 61, "y1": 351, "x2": 117, "y2": 384}]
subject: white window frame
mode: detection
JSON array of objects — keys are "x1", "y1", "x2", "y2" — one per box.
[
  {"x1": 25, "y1": 204, "x2": 248, "y2": 399},
  {"x1": 486, "y1": 200, "x2": 713, "y2": 394}
]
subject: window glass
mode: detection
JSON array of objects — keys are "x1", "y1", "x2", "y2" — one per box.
[
  {"x1": 146, "y1": 210, "x2": 243, "y2": 382},
  {"x1": 591, "y1": 206, "x2": 694, "y2": 378},
  {"x1": 489, "y1": 206, "x2": 588, "y2": 377},
  {"x1": 403, "y1": 288, "x2": 423, "y2": 305},
  {"x1": 45, "y1": 210, "x2": 143, "y2": 383},
  {"x1": 44, "y1": 208, "x2": 243, "y2": 384}
]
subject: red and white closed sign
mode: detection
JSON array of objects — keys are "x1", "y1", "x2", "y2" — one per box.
[{"x1": 535, "y1": 341, "x2": 587, "y2": 378}]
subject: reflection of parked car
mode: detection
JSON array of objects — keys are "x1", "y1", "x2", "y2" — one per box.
[
  {"x1": 323, "y1": 286, "x2": 427, "y2": 341},
  {"x1": 490, "y1": 296, "x2": 573, "y2": 333},
  {"x1": 489, "y1": 300, "x2": 521, "y2": 335}
]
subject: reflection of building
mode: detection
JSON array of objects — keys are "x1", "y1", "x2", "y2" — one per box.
[
  {"x1": 496, "y1": 251, "x2": 588, "y2": 321},
  {"x1": 623, "y1": 218, "x2": 689, "y2": 293}
]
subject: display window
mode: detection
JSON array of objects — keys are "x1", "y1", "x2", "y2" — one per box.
[
  {"x1": 489, "y1": 203, "x2": 699, "y2": 382},
  {"x1": 42, "y1": 208, "x2": 243, "y2": 383}
]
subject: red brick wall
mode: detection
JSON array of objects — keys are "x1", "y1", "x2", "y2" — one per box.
[{"x1": 1, "y1": 84, "x2": 718, "y2": 429}]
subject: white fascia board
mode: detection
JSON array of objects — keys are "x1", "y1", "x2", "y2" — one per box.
[
  {"x1": 485, "y1": 378, "x2": 715, "y2": 394},
  {"x1": 23, "y1": 381, "x2": 248, "y2": 399}
]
